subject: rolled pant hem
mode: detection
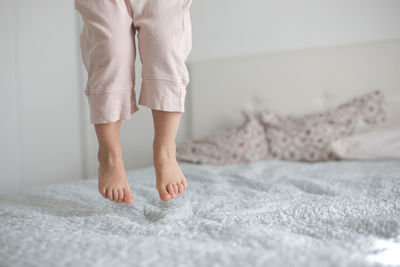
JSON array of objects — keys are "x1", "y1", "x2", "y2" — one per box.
[
  {"x1": 86, "y1": 88, "x2": 139, "y2": 124},
  {"x1": 138, "y1": 102, "x2": 185, "y2": 113},
  {"x1": 138, "y1": 79, "x2": 186, "y2": 113}
]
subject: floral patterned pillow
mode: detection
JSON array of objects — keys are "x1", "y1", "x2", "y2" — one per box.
[
  {"x1": 256, "y1": 90, "x2": 386, "y2": 162},
  {"x1": 176, "y1": 111, "x2": 270, "y2": 164}
]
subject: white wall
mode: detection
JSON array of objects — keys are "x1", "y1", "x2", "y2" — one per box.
[
  {"x1": 0, "y1": 0, "x2": 83, "y2": 193},
  {"x1": 0, "y1": 0, "x2": 20, "y2": 193},
  {"x1": 189, "y1": 0, "x2": 400, "y2": 61}
]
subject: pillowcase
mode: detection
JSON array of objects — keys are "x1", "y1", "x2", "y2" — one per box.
[
  {"x1": 176, "y1": 111, "x2": 270, "y2": 164},
  {"x1": 331, "y1": 126, "x2": 400, "y2": 160},
  {"x1": 256, "y1": 90, "x2": 386, "y2": 162}
]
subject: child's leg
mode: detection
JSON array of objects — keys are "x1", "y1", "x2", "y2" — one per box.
[
  {"x1": 152, "y1": 110, "x2": 187, "y2": 201},
  {"x1": 76, "y1": 0, "x2": 192, "y2": 203},
  {"x1": 75, "y1": 1, "x2": 137, "y2": 203},
  {"x1": 95, "y1": 120, "x2": 134, "y2": 204},
  {"x1": 131, "y1": 0, "x2": 193, "y2": 201}
]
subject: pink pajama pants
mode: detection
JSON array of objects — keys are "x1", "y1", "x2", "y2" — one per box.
[{"x1": 75, "y1": 0, "x2": 192, "y2": 124}]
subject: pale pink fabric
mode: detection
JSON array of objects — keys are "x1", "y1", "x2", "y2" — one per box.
[{"x1": 75, "y1": 0, "x2": 192, "y2": 124}]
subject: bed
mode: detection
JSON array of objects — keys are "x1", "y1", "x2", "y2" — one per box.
[
  {"x1": 1, "y1": 160, "x2": 399, "y2": 267},
  {"x1": 2, "y1": 39, "x2": 400, "y2": 267}
]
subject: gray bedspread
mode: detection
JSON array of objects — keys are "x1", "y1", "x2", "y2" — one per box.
[{"x1": 1, "y1": 160, "x2": 399, "y2": 267}]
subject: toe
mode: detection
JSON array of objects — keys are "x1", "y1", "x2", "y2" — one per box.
[
  {"x1": 113, "y1": 189, "x2": 118, "y2": 202},
  {"x1": 177, "y1": 182, "x2": 184, "y2": 194},
  {"x1": 182, "y1": 179, "x2": 187, "y2": 189},
  {"x1": 123, "y1": 188, "x2": 134, "y2": 204},
  {"x1": 99, "y1": 187, "x2": 107, "y2": 198},
  {"x1": 159, "y1": 186, "x2": 172, "y2": 201},
  {"x1": 167, "y1": 184, "x2": 176, "y2": 198},
  {"x1": 172, "y1": 184, "x2": 179, "y2": 196},
  {"x1": 118, "y1": 188, "x2": 124, "y2": 202},
  {"x1": 106, "y1": 188, "x2": 113, "y2": 201},
  {"x1": 160, "y1": 194, "x2": 171, "y2": 201}
]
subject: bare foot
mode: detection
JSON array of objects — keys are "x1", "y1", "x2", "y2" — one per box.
[
  {"x1": 153, "y1": 141, "x2": 187, "y2": 201},
  {"x1": 97, "y1": 149, "x2": 134, "y2": 204}
]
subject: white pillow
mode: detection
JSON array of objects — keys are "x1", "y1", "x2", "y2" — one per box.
[{"x1": 331, "y1": 126, "x2": 400, "y2": 160}]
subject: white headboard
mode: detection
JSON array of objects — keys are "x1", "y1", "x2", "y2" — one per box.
[{"x1": 187, "y1": 39, "x2": 400, "y2": 139}]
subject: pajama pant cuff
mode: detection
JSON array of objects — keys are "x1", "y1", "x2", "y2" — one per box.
[
  {"x1": 138, "y1": 79, "x2": 187, "y2": 112},
  {"x1": 86, "y1": 89, "x2": 139, "y2": 124}
]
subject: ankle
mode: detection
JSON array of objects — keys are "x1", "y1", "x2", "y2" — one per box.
[
  {"x1": 153, "y1": 140, "x2": 176, "y2": 162},
  {"x1": 98, "y1": 147, "x2": 123, "y2": 166}
]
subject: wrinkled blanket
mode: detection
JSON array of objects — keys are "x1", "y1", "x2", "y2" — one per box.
[{"x1": 1, "y1": 160, "x2": 399, "y2": 267}]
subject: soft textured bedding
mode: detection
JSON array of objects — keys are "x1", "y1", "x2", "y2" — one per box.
[{"x1": 1, "y1": 160, "x2": 399, "y2": 267}]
